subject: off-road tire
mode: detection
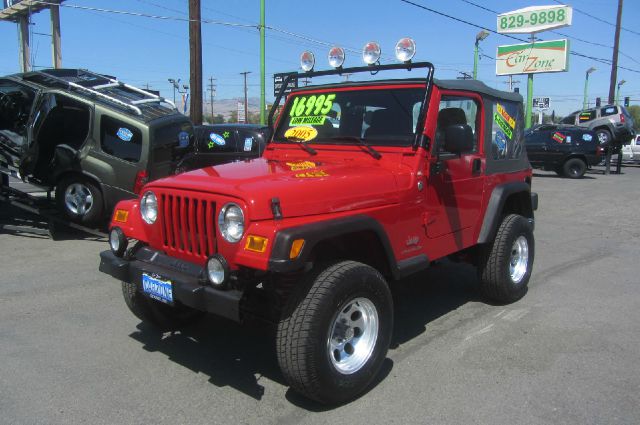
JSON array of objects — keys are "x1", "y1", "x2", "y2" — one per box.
[
  {"x1": 55, "y1": 176, "x2": 104, "y2": 227},
  {"x1": 562, "y1": 157, "x2": 587, "y2": 178},
  {"x1": 276, "y1": 261, "x2": 393, "y2": 405},
  {"x1": 121, "y1": 280, "x2": 203, "y2": 331},
  {"x1": 478, "y1": 214, "x2": 534, "y2": 304}
]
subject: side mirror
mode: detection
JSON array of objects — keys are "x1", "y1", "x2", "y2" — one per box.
[{"x1": 443, "y1": 124, "x2": 474, "y2": 154}]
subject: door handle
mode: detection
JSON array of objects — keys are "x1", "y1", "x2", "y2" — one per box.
[{"x1": 472, "y1": 158, "x2": 481, "y2": 174}]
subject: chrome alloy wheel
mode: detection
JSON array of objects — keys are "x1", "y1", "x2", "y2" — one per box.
[
  {"x1": 327, "y1": 297, "x2": 379, "y2": 375},
  {"x1": 509, "y1": 235, "x2": 529, "y2": 284},
  {"x1": 64, "y1": 183, "x2": 94, "y2": 216}
]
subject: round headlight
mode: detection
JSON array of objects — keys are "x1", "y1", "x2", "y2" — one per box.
[
  {"x1": 328, "y1": 46, "x2": 345, "y2": 69},
  {"x1": 206, "y1": 255, "x2": 229, "y2": 287},
  {"x1": 395, "y1": 37, "x2": 416, "y2": 63},
  {"x1": 140, "y1": 191, "x2": 158, "y2": 224},
  {"x1": 362, "y1": 41, "x2": 381, "y2": 65},
  {"x1": 218, "y1": 203, "x2": 245, "y2": 243},
  {"x1": 300, "y1": 51, "x2": 315, "y2": 72}
]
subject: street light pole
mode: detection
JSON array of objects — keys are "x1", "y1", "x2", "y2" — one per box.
[
  {"x1": 615, "y1": 79, "x2": 626, "y2": 105},
  {"x1": 473, "y1": 30, "x2": 489, "y2": 80},
  {"x1": 583, "y1": 67, "x2": 596, "y2": 110},
  {"x1": 168, "y1": 78, "x2": 180, "y2": 105}
]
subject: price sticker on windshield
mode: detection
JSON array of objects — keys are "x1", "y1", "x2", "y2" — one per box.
[{"x1": 288, "y1": 94, "x2": 336, "y2": 126}]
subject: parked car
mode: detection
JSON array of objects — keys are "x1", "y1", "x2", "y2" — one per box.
[
  {"x1": 620, "y1": 134, "x2": 640, "y2": 162},
  {"x1": 0, "y1": 68, "x2": 194, "y2": 226},
  {"x1": 178, "y1": 124, "x2": 269, "y2": 170},
  {"x1": 525, "y1": 124, "x2": 600, "y2": 178},
  {"x1": 560, "y1": 105, "x2": 635, "y2": 149}
]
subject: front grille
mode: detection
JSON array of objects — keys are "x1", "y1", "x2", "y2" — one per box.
[{"x1": 159, "y1": 193, "x2": 216, "y2": 259}]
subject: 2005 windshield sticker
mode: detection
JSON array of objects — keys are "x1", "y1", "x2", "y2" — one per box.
[
  {"x1": 494, "y1": 103, "x2": 515, "y2": 139},
  {"x1": 289, "y1": 94, "x2": 336, "y2": 126},
  {"x1": 284, "y1": 126, "x2": 318, "y2": 142}
]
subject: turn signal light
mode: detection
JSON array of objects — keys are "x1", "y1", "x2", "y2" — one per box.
[
  {"x1": 245, "y1": 235, "x2": 269, "y2": 253},
  {"x1": 289, "y1": 239, "x2": 305, "y2": 259}
]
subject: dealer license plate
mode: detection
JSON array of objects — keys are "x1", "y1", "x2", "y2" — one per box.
[{"x1": 142, "y1": 273, "x2": 173, "y2": 304}]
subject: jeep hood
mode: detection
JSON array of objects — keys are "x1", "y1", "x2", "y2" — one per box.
[{"x1": 149, "y1": 156, "x2": 403, "y2": 220}]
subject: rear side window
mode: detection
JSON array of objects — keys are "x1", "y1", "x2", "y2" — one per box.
[
  {"x1": 490, "y1": 100, "x2": 524, "y2": 160},
  {"x1": 100, "y1": 116, "x2": 142, "y2": 162},
  {"x1": 600, "y1": 106, "x2": 618, "y2": 117},
  {"x1": 560, "y1": 114, "x2": 576, "y2": 125},
  {"x1": 198, "y1": 128, "x2": 237, "y2": 153},
  {"x1": 579, "y1": 110, "x2": 596, "y2": 122}
]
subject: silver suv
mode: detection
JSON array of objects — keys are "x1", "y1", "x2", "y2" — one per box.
[{"x1": 561, "y1": 105, "x2": 635, "y2": 147}]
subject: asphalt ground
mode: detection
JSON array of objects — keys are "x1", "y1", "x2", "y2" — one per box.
[{"x1": 1, "y1": 164, "x2": 639, "y2": 424}]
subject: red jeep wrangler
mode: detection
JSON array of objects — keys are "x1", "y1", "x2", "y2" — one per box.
[{"x1": 99, "y1": 56, "x2": 537, "y2": 404}]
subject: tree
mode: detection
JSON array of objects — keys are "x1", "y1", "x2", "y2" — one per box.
[
  {"x1": 227, "y1": 110, "x2": 238, "y2": 123},
  {"x1": 627, "y1": 105, "x2": 640, "y2": 131},
  {"x1": 210, "y1": 114, "x2": 225, "y2": 124}
]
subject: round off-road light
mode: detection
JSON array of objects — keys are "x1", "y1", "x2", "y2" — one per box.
[
  {"x1": 328, "y1": 46, "x2": 346, "y2": 69},
  {"x1": 395, "y1": 37, "x2": 416, "y2": 62},
  {"x1": 109, "y1": 227, "x2": 128, "y2": 257},
  {"x1": 300, "y1": 51, "x2": 315, "y2": 72},
  {"x1": 362, "y1": 41, "x2": 381, "y2": 65},
  {"x1": 140, "y1": 191, "x2": 158, "y2": 224},
  {"x1": 206, "y1": 254, "x2": 229, "y2": 287}
]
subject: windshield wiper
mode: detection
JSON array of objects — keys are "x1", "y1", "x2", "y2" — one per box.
[
  {"x1": 330, "y1": 136, "x2": 382, "y2": 159},
  {"x1": 285, "y1": 137, "x2": 317, "y2": 155}
]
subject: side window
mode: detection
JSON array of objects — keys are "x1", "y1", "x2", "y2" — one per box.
[
  {"x1": 560, "y1": 114, "x2": 576, "y2": 125},
  {"x1": 100, "y1": 116, "x2": 142, "y2": 162},
  {"x1": 435, "y1": 96, "x2": 479, "y2": 154},
  {"x1": 199, "y1": 129, "x2": 237, "y2": 153},
  {"x1": 600, "y1": 106, "x2": 617, "y2": 117},
  {"x1": 0, "y1": 79, "x2": 37, "y2": 137},
  {"x1": 491, "y1": 100, "x2": 524, "y2": 160},
  {"x1": 578, "y1": 110, "x2": 596, "y2": 123},
  {"x1": 525, "y1": 131, "x2": 547, "y2": 144}
]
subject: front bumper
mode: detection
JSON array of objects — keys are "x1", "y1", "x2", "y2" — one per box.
[{"x1": 99, "y1": 247, "x2": 243, "y2": 322}]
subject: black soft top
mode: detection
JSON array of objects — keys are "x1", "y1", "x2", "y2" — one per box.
[{"x1": 291, "y1": 77, "x2": 522, "y2": 103}]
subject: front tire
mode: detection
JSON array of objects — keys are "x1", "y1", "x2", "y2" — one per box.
[
  {"x1": 562, "y1": 157, "x2": 587, "y2": 178},
  {"x1": 277, "y1": 261, "x2": 393, "y2": 405},
  {"x1": 121, "y1": 280, "x2": 203, "y2": 331},
  {"x1": 56, "y1": 176, "x2": 104, "y2": 227},
  {"x1": 478, "y1": 214, "x2": 534, "y2": 304}
]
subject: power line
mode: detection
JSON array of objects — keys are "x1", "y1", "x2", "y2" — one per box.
[
  {"x1": 398, "y1": 0, "x2": 640, "y2": 74},
  {"x1": 552, "y1": 0, "x2": 640, "y2": 37}
]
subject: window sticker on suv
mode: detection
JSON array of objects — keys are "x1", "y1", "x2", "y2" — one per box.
[
  {"x1": 579, "y1": 112, "x2": 593, "y2": 121},
  {"x1": 583, "y1": 133, "x2": 593, "y2": 142},
  {"x1": 289, "y1": 94, "x2": 336, "y2": 126},
  {"x1": 209, "y1": 133, "x2": 226, "y2": 147},
  {"x1": 552, "y1": 132, "x2": 566, "y2": 143},
  {"x1": 117, "y1": 127, "x2": 134, "y2": 142},
  {"x1": 284, "y1": 126, "x2": 318, "y2": 142},
  {"x1": 494, "y1": 103, "x2": 514, "y2": 139},
  {"x1": 178, "y1": 131, "x2": 190, "y2": 148},
  {"x1": 491, "y1": 101, "x2": 523, "y2": 160},
  {"x1": 244, "y1": 137, "x2": 253, "y2": 152}
]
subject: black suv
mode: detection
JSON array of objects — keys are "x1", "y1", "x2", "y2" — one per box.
[
  {"x1": 0, "y1": 69, "x2": 194, "y2": 226},
  {"x1": 525, "y1": 124, "x2": 600, "y2": 178},
  {"x1": 178, "y1": 124, "x2": 269, "y2": 170}
]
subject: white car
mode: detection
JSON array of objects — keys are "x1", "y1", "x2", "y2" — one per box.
[{"x1": 620, "y1": 135, "x2": 640, "y2": 161}]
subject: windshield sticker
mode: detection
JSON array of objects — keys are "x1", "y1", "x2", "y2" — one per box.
[
  {"x1": 495, "y1": 131, "x2": 507, "y2": 157},
  {"x1": 604, "y1": 107, "x2": 615, "y2": 114},
  {"x1": 579, "y1": 112, "x2": 591, "y2": 121},
  {"x1": 493, "y1": 112, "x2": 513, "y2": 139},
  {"x1": 295, "y1": 170, "x2": 329, "y2": 178},
  {"x1": 244, "y1": 137, "x2": 253, "y2": 152},
  {"x1": 284, "y1": 126, "x2": 318, "y2": 142},
  {"x1": 289, "y1": 94, "x2": 336, "y2": 118},
  {"x1": 116, "y1": 127, "x2": 134, "y2": 142},
  {"x1": 552, "y1": 132, "x2": 566, "y2": 143},
  {"x1": 582, "y1": 133, "x2": 593, "y2": 142},
  {"x1": 223, "y1": 131, "x2": 231, "y2": 139},
  {"x1": 209, "y1": 133, "x2": 226, "y2": 147},
  {"x1": 178, "y1": 131, "x2": 190, "y2": 148},
  {"x1": 496, "y1": 103, "x2": 516, "y2": 129},
  {"x1": 286, "y1": 161, "x2": 317, "y2": 171},
  {"x1": 290, "y1": 116, "x2": 326, "y2": 126}
]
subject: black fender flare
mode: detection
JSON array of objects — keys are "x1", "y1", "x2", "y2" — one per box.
[
  {"x1": 268, "y1": 214, "x2": 429, "y2": 280},
  {"x1": 477, "y1": 181, "x2": 535, "y2": 244}
]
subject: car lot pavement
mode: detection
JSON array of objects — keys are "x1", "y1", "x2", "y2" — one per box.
[{"x1": 1, "y1": 165, "x2": 639, "y2": 424}]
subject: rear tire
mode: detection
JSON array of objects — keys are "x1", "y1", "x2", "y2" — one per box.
[
  {"x1": 277, "y1": 261, "x2": 393, "y2": 405},
  {"x1": 562, "y1": 158, "x2": 587, "y2": 178},
  {"x1": 56, "y1": 176, "x2": 104, "y2": 227},
  {"x1": 478, "y1": 214, "x2": 534, "y2": 304},
  {"x1": 121, "y1": 280, "x2": 203, "y2": 331}
]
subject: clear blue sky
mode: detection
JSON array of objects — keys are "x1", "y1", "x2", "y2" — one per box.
[{"x1": 1, "y1": 0, "x2": 638, "y2": 116}]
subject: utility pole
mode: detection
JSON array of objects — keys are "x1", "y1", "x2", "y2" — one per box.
[
  {"x1": 504, "y1": 75, "x2": 520, "y2": 92},
  {"x1": 608, "y1": 0, "x2": 623, "y2": 105},
  {"x1": 188, "y1": 0, "x2": 203, "y2": 125},
  {"x1": 207, "y1": 76, "x2": 217, "y2": 123},
  {"x1": 50, "y1": 2, "x2": 62, "y2": 68},
  {"x1": 259, "y1": 0, "x2": 266, "y2": 124},
  {"x1": 240, "y1": 71, "x2": 251, "y2": 123}
]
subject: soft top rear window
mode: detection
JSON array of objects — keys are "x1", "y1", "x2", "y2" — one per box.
[{"x1": 273, "y1": 87, "x2": 426, "y2": 147}]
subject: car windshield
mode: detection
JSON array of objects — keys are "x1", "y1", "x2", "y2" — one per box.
[{"x1": 272, "y1": 87, "x2": 426, "y2": 147}]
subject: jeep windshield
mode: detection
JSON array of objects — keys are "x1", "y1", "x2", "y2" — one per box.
[{"x1": 273, "y1": 87, "x2": 426, "y2": 147}]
